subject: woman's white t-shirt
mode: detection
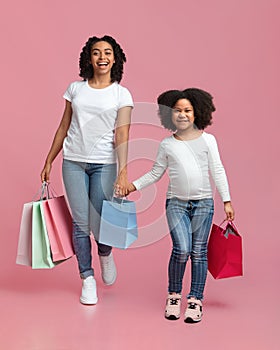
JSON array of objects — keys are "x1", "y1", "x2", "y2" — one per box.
[{"x1": 63, "y1": 80, "x2": 133, "y2": 163}]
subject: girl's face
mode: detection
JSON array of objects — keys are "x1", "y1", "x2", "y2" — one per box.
[
  {"x1": 171, "y1": 99, "x2": 195, "y2": 131},
  {"x1": 90, "y1": 41, "x2": 115, "y2": 75}
]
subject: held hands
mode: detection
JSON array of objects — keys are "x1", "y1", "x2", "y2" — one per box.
[
  {"x1": 224, "y1": 201, "x2": 235, "y2": 221},
  {"x1": 114, "y1": 169, "x2": 136, "y2": 197},
  {"x1": 114, "y1": 176, "x2": 136, "y2": 197},
  {"x1": 114, "y1": 181, "x2": 136, "y2": 197}
]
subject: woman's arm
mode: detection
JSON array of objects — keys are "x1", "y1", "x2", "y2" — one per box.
[
  {"x1": 40, "y1": 100, "x2": 72, "y2": 182},
  {"x1": 114, "y1": 106, "x2": 132, "y2": 196}
]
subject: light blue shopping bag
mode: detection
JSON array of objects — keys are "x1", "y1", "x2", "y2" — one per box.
[{"x1": 99, "y1": 198, "x2": 138, "y2": 249}]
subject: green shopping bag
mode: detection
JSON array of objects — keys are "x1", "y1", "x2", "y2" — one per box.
[{"x1": 31, "y1": 201, "x2": 55, "y2": 269}]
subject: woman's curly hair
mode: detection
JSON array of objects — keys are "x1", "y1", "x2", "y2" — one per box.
[
  {"x1": 79, "y1": 35, "x2": 126, "y2": 83},
  {"x1": 157, "y1": 88, "x2": 215, "y2": 131}
]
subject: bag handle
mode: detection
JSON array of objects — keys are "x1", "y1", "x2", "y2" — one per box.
[
  {"x1": 218, "y1": 219, "x2": 240, "y2": 237},
  {"x1": 45, "y1": 182, "x2": 58, "y2": 198},
  {"x1": 218, "y1": 219, "x2": 235, "y2": 227},
  {"x1": 31, "y1": 181, "x2": 49, "y2": 201},
  {"x1": 226, "y1": 220, "x2": 240, "y2": 236},
  {"x1": 32, "y1": 182, "x2": 57, "y2": 202},
  {"x1": 111, "y1": 195, "x2": 127, "y2": 205}
]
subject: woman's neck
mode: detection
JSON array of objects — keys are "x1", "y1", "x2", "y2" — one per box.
[{"x1": 88, "y1": 74, "x2": 113, "y2": 89}]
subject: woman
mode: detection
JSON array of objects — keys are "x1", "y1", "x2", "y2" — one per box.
[{"x1": 41, "y1": 35, "x2": 133, "y2": 305}]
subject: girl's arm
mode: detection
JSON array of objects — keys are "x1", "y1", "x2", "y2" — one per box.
[
  {"x1": 207, "y1": 134, "x2": 235, "y2": 220},
  {"x1": 40, "y1": 100, "x2": 72, "y2": 182},
  {"x1": 132, "y1": 141, "x2": 168, "y2": 191},
  {"x1": 114, "y1": 106, "x2": 133, "y2": 197}
]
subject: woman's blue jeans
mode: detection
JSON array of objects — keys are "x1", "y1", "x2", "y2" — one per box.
[
  {"x1": 62, "y1": 159, "x2": 117, "y2": 279},
  {"x1": 166, "y1": 198, "x2": 214, "y2": 300}
]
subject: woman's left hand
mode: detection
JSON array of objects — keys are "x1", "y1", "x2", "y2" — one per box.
[
  {"x1": 114, "y1": 171, "x2": 130, "y2": 197},
  {"x1": 224, "y1": 201, "x2": 235, "y2": 221}
]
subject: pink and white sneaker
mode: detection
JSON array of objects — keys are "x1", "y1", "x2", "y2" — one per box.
[
  {"x1": 184, "y1": 298, "x2": 203, "y2": 323},
  {"x1": 165, "y1": 293, "x2": 182, "y2": 320}
]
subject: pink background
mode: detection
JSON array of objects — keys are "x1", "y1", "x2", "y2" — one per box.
[{"x1": 1, "y1": 0, "x2": 279, "y2": 349}]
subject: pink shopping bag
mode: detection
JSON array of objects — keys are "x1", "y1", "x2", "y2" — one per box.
[
  {"x1": 208, "y1": 221, "x2": 243, "y2": 279},
  {"x1": 16, "y1": 202, "x2": 33, "y2": 266},
  {"x1": 41, "y1": 195, "x2": 74, "y2": 261}
]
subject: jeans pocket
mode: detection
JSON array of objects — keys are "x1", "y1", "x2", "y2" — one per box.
[{"x1": 196, "y1": 198, "x2": 214, "y2": 214}]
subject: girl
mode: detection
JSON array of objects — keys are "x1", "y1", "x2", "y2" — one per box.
[
  {"x1": 129, "y1": 88, "x2": 234, "y2": 323},
  {"x1": 41, "y1": 35, "x2": 133, "y2": 305}
]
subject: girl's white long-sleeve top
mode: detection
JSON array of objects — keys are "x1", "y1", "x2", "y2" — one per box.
[{"x1": 132, "y1": 133, "x2": 231, "y2": 202}]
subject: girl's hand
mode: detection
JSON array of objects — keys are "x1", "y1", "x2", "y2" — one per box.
[
  {"x1": 224, "y1": 201, "x2": 235, "y2": 221},
  {"x1": 40, "y1": 163, "x2": 52, "y2": 183},
  {"x1": 127, "y1": 183, "x2": 136, "y2": 194}
]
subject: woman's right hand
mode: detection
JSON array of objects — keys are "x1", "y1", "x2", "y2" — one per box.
[{"x1": 40, "y1": 162, "x2": 52, "y2": 183}]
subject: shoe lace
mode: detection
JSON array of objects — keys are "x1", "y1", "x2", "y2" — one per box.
[
  {"x1": 188, "y1": 302, "x2": 197, "y2": 310},
  {"x1": 169, "y1": 297, "x2": 180, "y2": 306},
  {"x1": 187, "y1": 301, "x2": 202, "y2": 313}
]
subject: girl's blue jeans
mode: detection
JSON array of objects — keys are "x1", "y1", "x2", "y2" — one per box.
[
  {"x1": 62, "y1": 159, "x2": 117, "y2": 279},
  {"x1": 166, "y1": 197, "x2": 214, "y2": 300}
]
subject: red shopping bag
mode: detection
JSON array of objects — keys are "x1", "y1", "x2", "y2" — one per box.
[
  {"x1": 41, "y1": 195, "x2": 74, "y2": 261},
  {"x1": 208, "y1": 221, "x2": 243, "y2": 279}
]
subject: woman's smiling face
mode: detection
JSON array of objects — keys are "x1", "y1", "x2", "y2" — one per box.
[{"x1": 90, "y1": 41, "x2": 115, "y2": 75}]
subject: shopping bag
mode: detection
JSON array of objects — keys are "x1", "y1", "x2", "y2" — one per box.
[
  {"x1": 41, "y1": 196, "x2": 74, "y2": 261},
  {"x1": 16, "y1": 202, "x2": 33, "y2": 266},
  {"x1": 208, "y1": 220, "x2": 243, "y2": 279},
  {"x1": 32, "y1": 201, "x2": 56, "y2": 269},
  {"x1": 16, "y1": 182, "x2": 74, "y2": 269},
  {"x1": 99, "y1": 198, "x2": 138, "y2": 249},
  {"x1": 16, "y1": 183, "x2": 48, "y2": 267}
]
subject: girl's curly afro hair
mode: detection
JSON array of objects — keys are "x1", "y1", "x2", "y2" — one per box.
[
  {"x1": 157, "y1": 88, "x2": 215, "y2": 131},
  {"x1": 79, "y1": 35, "x2": 126, "y2": 83}
]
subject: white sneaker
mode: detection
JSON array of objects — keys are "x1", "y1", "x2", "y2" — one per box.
[
  {"x1": 80, "y1": 276, "x2": 98, "y2": 305},
  {"x1": 99, "y1": 252, "x2": 117, "y2": 285}
]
